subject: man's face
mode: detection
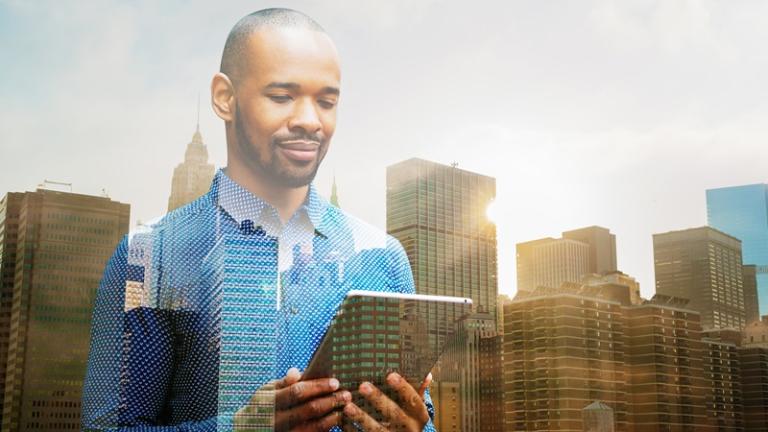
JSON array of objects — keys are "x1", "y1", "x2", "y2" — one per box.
[{"x1": 233, "y1": 27, "x2": 341, "y2": 188}]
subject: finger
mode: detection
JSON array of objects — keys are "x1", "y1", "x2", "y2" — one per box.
[
  {"x1": 293, "y1": 410, "x2": 344, "y2": 432},
  {"x1": 358, "y1": 382, "x2": 407, "y2": 427},
  {"x1": 417, "y1": 373, "x2": 432, "y2": 399},
  {"x1": 387, "y1": 373, "x2": 429, "y2": 424},
  {"x1": 343, "y1": 402, "x2": 388, "y2": 432},
  {"x1": 275, "y1": 377, "x2": 341, "y2": 409},
  {"x1": 275, "y1": 368, "x2": 302, "y2": 390},
  {"x1": 275, "y1": 390, "x2": 351, "y2": 429}
]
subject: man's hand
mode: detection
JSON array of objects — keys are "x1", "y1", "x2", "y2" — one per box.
[
  {"x1": 235, "y1": 368, "x2": 352, "y2": 431},
  {"x1": 342, "y1": 372, "x2": 432, "y2": 431}
]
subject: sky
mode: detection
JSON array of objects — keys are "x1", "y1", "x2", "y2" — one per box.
[{"x1": 2, "y1": 0, "x2": 767, "y2": 298}]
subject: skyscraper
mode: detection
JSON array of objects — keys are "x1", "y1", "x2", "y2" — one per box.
[
  {"x1": 739, "y1": 316, "x2": 768, "y2": 431},
  {"x1": 562, "y1": 226, "x2": 618, "y2": 275},
  {"x1": 624, "y1": 295, "x2": 710, "y2": 431},
  {"x1": 386, "y1": 158, "x2": 497, "y2": 317},
  {"x1": 653, "y1": 226, "x2": 747, "y2": 330},
  {"x1": 386, "y1": 158, "x2": 497, "y2": 432},
  {"x1": 701, "y1": 328, "x2": 743, "y2": 432},
  {"x1": 0, "y1": 193, "x2": 22, "y2": 425},
  {"x1": 743, "y1": 265, "x2": 760, "y2": 325},
  {"x1": 706, "y1": 184, "x2": 768, "y2": 315},
  {"x1": 516, "y1": 226, "x2": 617, "y2": 292},
  {"x1": 167, "y1": 124, "x2": 216, "y2": 212},
  {"x1": 0, "y1": 188, "x2": 129, "y2": 431}
]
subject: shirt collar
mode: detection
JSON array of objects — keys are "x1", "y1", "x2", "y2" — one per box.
[{"x1": 210, "y1": 168, "x2": 328, "y2": 237}]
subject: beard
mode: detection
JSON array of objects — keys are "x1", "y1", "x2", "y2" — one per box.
[{"x1": 234, "y1": 106, "x2": 328, "y2": 188}]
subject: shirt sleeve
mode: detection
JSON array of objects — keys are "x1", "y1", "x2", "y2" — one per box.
[{"x1": 81, "y1": 236, "x2": 217, "y2": 431}]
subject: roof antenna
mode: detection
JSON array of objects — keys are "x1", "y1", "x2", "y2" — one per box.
[{"x1": 196, "y1": 92, "x2": 200, "y2": 133}]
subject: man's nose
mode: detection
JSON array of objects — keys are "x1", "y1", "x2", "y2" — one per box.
[{"x1": 287, "y1": 98, "x2": 322, "y2": 135}]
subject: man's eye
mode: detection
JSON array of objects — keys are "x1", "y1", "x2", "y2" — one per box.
[
  {"x1": 269, "y1": 95, "x2": 292, "y2": 103},
  {"x1": 318, "y1": 99, "x2": 337, "y2": 109}
]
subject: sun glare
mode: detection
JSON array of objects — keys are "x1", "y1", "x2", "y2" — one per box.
[{"x1": 486, "y1": 200, "x2": 498, "y2": 224}]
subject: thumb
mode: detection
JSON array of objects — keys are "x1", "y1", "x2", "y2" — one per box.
[{"x1": 418, "y1": 373, "x2": 432, "y2": 399}]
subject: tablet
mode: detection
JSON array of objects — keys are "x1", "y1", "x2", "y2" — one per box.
[{"x1": 302, "y1": 290, "x2": 473, "y2": 422}]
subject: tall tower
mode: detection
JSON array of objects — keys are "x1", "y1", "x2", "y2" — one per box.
[
  {"x1": 706, "y1": 184, "x2": 768, "y2": 316},
  {"x1": 386, "y1": 158, "x2": 497, "y2": 432},
  {"x1": 0, "y1": 188, "x2": 129, "y2": 431},
  {"x1": 167, "y1": 121, "x2": 216, "y2": 212},
  {"x1": 386, "y1": 158, "x2": 497, "y2": 315},
  {"x1": 653, "y1": 226, "x2": 747, "y2": 330}
]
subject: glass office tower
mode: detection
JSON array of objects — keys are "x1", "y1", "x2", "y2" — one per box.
[{"x1": 706, "y1": 184, "x2": 768, "y2": 316}]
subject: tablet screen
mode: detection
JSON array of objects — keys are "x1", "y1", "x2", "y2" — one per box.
[{"x1": 303, "y1": 290, "x2": 473, "y2": 423}]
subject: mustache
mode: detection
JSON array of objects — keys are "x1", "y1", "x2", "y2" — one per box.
[{"x1": 272, "y1": 132, "x2": 324, "y2": 145}]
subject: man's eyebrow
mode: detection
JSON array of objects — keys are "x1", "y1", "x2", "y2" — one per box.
[
  {"x1": 264, "y1": 82, "x2": 340, "y2": 96},
  {"x1": 320, "y1": 86, "x2": 340, "y2": 96},
  {"x1": 265, "y1": 82, "x2": 300, "y2": 91}
]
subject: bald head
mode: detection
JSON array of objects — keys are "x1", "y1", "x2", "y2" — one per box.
[{"x1": 220, "y1": 8, "x2": 327, "y2": 86}]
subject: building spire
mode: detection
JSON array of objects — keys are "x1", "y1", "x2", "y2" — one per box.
[{"x1": 330, "y1": 174, "x2": 340, "y2": 208}]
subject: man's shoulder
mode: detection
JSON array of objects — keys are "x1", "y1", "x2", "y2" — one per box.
[{"x1": 120, "y1": 193, "x2": 217, "y2": 261}]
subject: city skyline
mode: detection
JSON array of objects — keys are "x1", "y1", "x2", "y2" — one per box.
[{"x1": 3, "y1": 1, "x2": 768, "y2": 298}]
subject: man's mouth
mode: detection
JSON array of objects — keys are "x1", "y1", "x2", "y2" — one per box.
[{"x1": 276, "y1": 141, "x2": 320, "y2": 162}]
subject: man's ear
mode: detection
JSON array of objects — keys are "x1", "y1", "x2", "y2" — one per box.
[{"x1": 211, "y1": 73, "x2": 236, "y2": 122}]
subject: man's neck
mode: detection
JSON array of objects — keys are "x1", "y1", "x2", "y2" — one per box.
[{"x1": 224, "y1": 164, "x2": 309, "y2": 224}]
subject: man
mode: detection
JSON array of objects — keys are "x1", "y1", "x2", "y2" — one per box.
[{"x1": 82, "y1": 8, "x2": 435, "y2": 432}]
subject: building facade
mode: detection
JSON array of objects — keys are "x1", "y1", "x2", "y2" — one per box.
[
  {"x1": 0, "y1": 189, "x2": 128, "y2": 431},
  {"x1": 742, "y1": 265, "x2": 760, "y2": 325},
  {"x1": 503, "y1": 284, "x2": 629, "y2": 432},
  {"x1": 386, "y1": 158, "x2": 498, "y2": 432},
  {"x1": 653, "y1": 227, "x2": 747, "y2": 330},
  {"x1": 624, "y1": 295, "x2": 710, "y2": 431},
  {"x1": 739, "y1": 318, "x2": 768, "y2": 432},
  {"x1": 701, "y1": 328, "x2": 743, "y2": 432},
  {"x1": 706, "y1": 184, "x2": 768, "y2": 316},
  {"x1": 0, "y1": 194, "x2": 22, "y2": 425}
]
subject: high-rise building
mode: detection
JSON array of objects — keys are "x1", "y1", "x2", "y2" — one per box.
[
  {"x1": 624, "y1": 295, "x2": 710, "y2": 431},
  {"x1": 743, "y1": 265, "x2": 760, "y2": 325},
  {"x1": 562, "y1": 226, "x2": 618, "y2": 275},
  {"x1": 386, "y1": 158, "x2": 497, "y2": 432},
  {"x1": 0, "y1": 188, "x2": 129, "y2": 431},
  {"x1": 436, "y1": 313, "x2": 499, "y2": 432},
  {"x1": 387, "y1": 158, "x2": 497, "y2": 316},
  {"x1": 167, "y1": 124, "x2": 216, "y2": 212},
  {"x1": 706, "y1": 184, "x2": 768, "y2": 315},
  {"x1": 503, "y1": 284, "x2": 629, "y2": 432},
  {"x1": 701, "y1": 328, "x2": 743, "y2": 432},
  {"x1": 0, "y1": 193, "x2": 22, "y2": 425},
  {"x1": 503, "y1": 280, "x2": 723, "y2": 432},
  {"x1": 478, "y1": 328, "x2": 503, "y2": 432},
  {"x1": 516, "y1": 226, "x2": 617, "y2": 293},
  {"x1": 740, "y1": 317, "x2": 768, "y2": 431},
  {"x1": 653, "y1": 226, "x2": 747, "y2": 330}
]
